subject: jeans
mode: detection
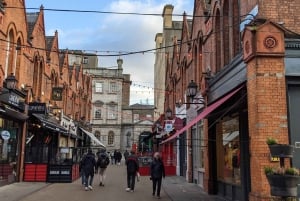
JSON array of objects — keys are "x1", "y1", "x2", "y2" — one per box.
[
  {"x1": 152, "y1": 177, "x2": 162, "y2": 196},
  {"x1": 84, "y1": 173, "x2": 94, "y2": 187},
  {"x1": 127, "y1": 172, "x2": 136, "y2": 190},
  {"x1": 81, "y1": 170, "x2": 85, "y2": 185}
]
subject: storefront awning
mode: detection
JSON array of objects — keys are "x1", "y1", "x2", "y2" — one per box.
[
  {"x1": 161, "y1": 86, "x2": 243, "y2": 144},
  {"x1": 0, "y1": 106, "x2": 29, "y2": 121},
  {"x1": 32, "y1": 113, "x2": 68, "y2": 134},
  {"x1": 80, "y1": 127, "x2": 105, "y2": 148}
]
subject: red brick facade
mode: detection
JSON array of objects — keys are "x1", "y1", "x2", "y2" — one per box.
[
  {"x1": 0, "y1": 1, "x2": 92, "y2": 182},
  {"x1": 162, "y1": 0, "x2": 300, "y2": 200}
]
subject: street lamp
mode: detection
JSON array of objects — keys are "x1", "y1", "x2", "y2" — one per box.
[
  {"x1": 186, "y1": 80, "x2": 198, "y2": 100},
  {"x1": 4, "y1": 73, "x2": 18, "y2": 90}
]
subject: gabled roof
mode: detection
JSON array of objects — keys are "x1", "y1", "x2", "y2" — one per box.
[
  {"x1": 26, "y1": 12, "x2": 39, "y2": 38},
  {"x1": 45, "y1": 36, "x2": 54, "y2": 51}
]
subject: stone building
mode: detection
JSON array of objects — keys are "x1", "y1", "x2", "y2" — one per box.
[
  {"x1": 121, "y1": 103, "x2": 154, "y2": 153},
  {"x1": 154, "y1": 5, "x2": 184, "y2": 119},
  {"x1": 157, "y1": 1, "x2": 300, "y2": 201},
  {"x1": 84, "y1": 58, "x2": 131, "y2": 152}
]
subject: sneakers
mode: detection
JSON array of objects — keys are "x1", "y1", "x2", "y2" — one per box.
[
  {"x1": 85, "y1": 187, "x2": 89, "y2": 191},
  {"x1": 99, "y1": 182, "x2": 104, "y2": 186},
  {"x1": 126, "y1": 188, "x2": 131, "y2": 192},
  {"x1": 88, "y1": 185, "x2": 93, "y2": 190},
  {"x1": 130, "y1": 190, "x2": 134, "y2": 192}
]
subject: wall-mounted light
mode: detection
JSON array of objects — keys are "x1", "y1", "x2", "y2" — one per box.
[{"x1": 4, "y1": 73, "x2": 18, "y2": 90}]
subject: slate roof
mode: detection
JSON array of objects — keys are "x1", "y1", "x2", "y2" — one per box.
[{"x1": 26, "y1": 12, "x2": 39, "y2": 39}]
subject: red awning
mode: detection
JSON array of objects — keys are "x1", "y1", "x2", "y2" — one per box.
[{"x1": 161, "y1": 86, "x2": 243, "y2": 144}]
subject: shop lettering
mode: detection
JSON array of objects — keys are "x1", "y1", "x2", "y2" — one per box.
[
  {"x1": 49, "y1": 170, "x2": 70, "y2": 175},
  {"x1": 8, "y1": 94, "x2": 20, "y2": 106},
  {"x1": 49, "y1": 170, "x2": 60, "y2": 175}
]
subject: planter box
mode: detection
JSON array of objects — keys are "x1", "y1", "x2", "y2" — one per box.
[
  {"x1": 266, "y1": 174, "x2": 300, "y2": 197},
  {"x1": 268, "y1": 144, "x2": 294, "y2": 158}
]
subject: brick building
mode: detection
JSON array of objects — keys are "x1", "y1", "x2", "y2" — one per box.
[
  {"x1": 157, "y1": 1, "x2": 300, "y2": 200},
  {"x1": 0, "y1": 1, "x2": 92, "y2": 185}
]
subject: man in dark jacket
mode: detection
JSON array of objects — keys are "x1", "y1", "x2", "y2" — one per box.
[
  {"x1": 125, "y1": 151, "x2": 139, "y2": 192},
  {"x1": 96, "y1": 149, "x2": 110, "y2": 186},
  {"x1": 150, "y1": 152, "x2": 165, "y2": 199},
  {"x1": 82, "y1": 149, "x2": 96, "y2": 191}
]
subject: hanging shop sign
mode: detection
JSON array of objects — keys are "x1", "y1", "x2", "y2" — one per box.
[
  {"x1": 28, "y1": 102, "x2": 47, "y2": 114},
  {"x1": 0, "y1": 89, "x2": 25, "y2": 111},
  {"x1": 51, "y1": 87, "x2": 63, "y2": 101},
  {"x1": 1, "y1": 130, "x2": 10, "y2": 140}
]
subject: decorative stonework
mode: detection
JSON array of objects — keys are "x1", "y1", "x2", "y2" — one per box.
[{"x1": 264, "y1": 36, "x2": 277, "y2": 49}]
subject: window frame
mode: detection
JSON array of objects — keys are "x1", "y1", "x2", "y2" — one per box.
[{"x1": 95, "y1": 82, "x2": 103, "y2": 93}]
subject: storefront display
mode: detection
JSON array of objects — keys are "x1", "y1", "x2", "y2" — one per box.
[{"x1": 218, "y1": 117, "x2": 240, "y2": 185}]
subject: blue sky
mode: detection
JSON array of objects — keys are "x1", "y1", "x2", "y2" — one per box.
[{"x1": 25, "y1": 0, "x2": 193, "y2": 105}]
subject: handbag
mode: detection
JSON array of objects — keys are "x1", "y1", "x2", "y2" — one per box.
[{"x1": 136, "y1": 172, "x2": 140, "y2": 182}]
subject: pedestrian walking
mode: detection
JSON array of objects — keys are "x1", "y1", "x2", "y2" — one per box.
[
  {"x1": 82, "y1": 149, "x2": 96, "y2": 191},
  {"x1": 124, "y1": 150, "x2": 129, "y2": 161},
  {"x1": 96, "y1": 149, "x2": 110, "y2": 186},
  {"x1": 116, "y1": 150, "x2": 122, "y2": 165},
  {"x1": 110, "y1": 152, "x2": 114, "y2": 165},
  {"x1": 125, "y1": 150, "x2": 139, "y2": 192},
  {"x1": 79, "y1": 153, "x2": 86, "y2": 186},
  {"x1": 114, "y1": 150, "x2": 118, "y2": 165},
  {"x1": 150, "y1": 152, "x2": 165, "y2": 199}
]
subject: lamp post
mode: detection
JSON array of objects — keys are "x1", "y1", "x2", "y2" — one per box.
[
  {"x1": 186, "y1": 80, "x2": 198, "y2": 100},
  {"x1": 4, "y1": 73, "x2": 18, "y2": 90}
]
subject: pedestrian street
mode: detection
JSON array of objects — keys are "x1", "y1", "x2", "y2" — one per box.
[{"x1": 19, "y1": 163, "x2": 171, "y2": 201}]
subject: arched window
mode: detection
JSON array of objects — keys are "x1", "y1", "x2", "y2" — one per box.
[
  {"x1": 6, "y1": 29, "x2": 15, "y2": 76},
  {"x1": 223, "y1": 0, "x2": 230, "y2": 66},
  {"x1": 215, "y1": 9, "x2": 221, "y2": 72},
  {"x1": 15, "y1": 38, "x2": 21, "y2": 82},
  {"x1": 108, "y1": 131, "x2": 114, "y2": 145}
]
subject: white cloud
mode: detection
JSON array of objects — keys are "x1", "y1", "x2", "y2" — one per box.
[{"x1": 41, "y1": 0, "x2": 193, "y2": 105}]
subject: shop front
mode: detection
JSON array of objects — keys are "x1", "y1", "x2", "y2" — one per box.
[
  {"x1": 24, "y1": 103, "x2": 81, "y2": 183},
  {"x1": 208, "y1": 89, "x2": 250, "y2": 201},
  {"x1": 0, "y1": 85, "x2": 28, "y2": 186}
]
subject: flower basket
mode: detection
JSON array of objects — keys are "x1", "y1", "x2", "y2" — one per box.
[
  {"x1": 266, "y1": 174, "x2": 300, "y2": 197},
  {"x1": 268, "y1": 144, "x2": 294, "y2": 158}
]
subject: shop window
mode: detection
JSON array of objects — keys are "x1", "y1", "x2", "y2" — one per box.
[
  {"x1": 193, "y1": 121, "x2": 204, "y2": 169},
  {"x1": 217, "y1": 116, "x2": 240, "y2": 185}
]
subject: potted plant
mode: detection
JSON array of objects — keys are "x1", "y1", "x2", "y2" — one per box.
[
  {"x1": 266, "y1": 137, "x2": 294, "y2": 158},
  {"x1": 264, "y1": 166, "x2": 300, "y2": 197}
]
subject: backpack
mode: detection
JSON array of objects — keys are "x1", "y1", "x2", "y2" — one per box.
[{"x1": 98, "y1": 155, "x2": 108, "y2": 168}]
